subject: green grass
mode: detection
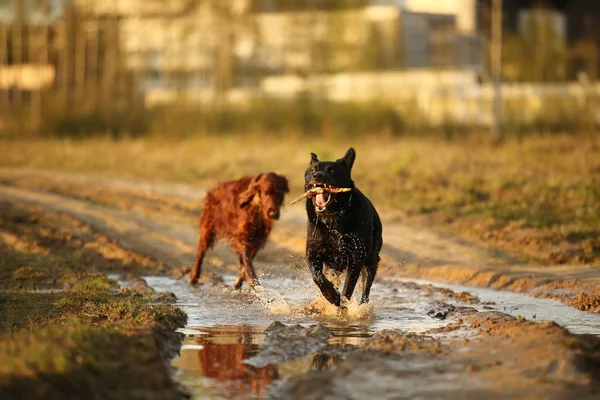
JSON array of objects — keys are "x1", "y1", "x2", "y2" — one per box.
[
  {"x1": 0, "y1": 202, "x2": 186, "y2": 399},
  {"x1": 0, "y1": 291, "x2": 185, "y2": 399}
]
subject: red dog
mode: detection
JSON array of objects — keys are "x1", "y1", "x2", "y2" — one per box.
[{"x1": 189, "y1": 173, "x2": 289, "y2": 289}]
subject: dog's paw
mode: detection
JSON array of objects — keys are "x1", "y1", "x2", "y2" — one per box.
[{"x1": 189, "y1": 278, "x2": 206, "y2": 286}]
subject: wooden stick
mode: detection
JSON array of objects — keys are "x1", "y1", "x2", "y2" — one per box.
[{"x1": 290, "y1": 187, "x2": 351, "y2": 205}]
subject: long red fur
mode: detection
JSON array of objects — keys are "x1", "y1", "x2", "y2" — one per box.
[{"x1": 189, "y1": 172, "x2": 289, "y2": 288}]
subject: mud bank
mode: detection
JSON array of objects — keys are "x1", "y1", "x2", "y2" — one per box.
[
  {"x1": 275, "y1": 311, "x2": 600, "y2": 400},
  {"x1": 398, "y1": 263, "x2": 600, "y2": 313},
  {"x1": 146, "y1": 269, "x2": 600, "y2": 399},
  {"x1": 0, "y1": 200, "x2": 187, "y2": 399}
]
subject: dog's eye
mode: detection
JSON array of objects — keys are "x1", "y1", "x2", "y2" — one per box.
[{"x1": 325, "y1": 166, "x2": 335, "y2": 174}]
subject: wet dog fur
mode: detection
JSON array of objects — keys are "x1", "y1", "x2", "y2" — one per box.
[{"x1": 303, "y1": 148, "x2": 382, "y2": 306}]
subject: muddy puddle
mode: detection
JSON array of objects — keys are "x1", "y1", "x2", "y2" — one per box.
[
  {"x1": 115, "y1": 272, "x2": 600, "y2": 399},
  {"x1": 393, "y1": 277, "x2": 600, "y2": 335},
  {"x1": 145, "y1": 274, "x2": 464, "y2": 399},
  {"x1": 172, "y1": 325, "x2": 359, "y2": 399},
  {"x1": 141, "y1": 273, "x2": 600, "y2": 399},
  {"x1": 145, "y1": 274, "x2": 454, "y2": 332}
]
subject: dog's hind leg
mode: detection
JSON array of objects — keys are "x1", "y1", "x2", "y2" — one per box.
[
  {"x1": 360, "y1": 256, "x2": 379, "y2": 304},
  {"x1": 361, "y1": 212, "x2": 383, "y2": 303},
  {"x1": 233, "y1": 250, "x2": 259, "y2": 290},
  {"x1": 189, "y1": 224, "x2": 215, "y2": 285},
  {"x1": 233, "y1": 255, "x2": 245, "y2": 289}
]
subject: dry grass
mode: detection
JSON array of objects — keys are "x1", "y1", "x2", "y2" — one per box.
[{"x1": 1, "y1": 133, "x2": 599, "y2": 265}]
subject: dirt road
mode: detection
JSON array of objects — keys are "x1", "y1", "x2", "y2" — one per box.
[
  {"x1": 1, "y1": 168, "x2": 599, "y2": 399},
  {"x1": 1, "y1": 168, "x2": 598, "y2": 305}
]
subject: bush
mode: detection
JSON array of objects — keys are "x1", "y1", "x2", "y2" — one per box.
[
  {"x1": 44, "y1": 111, "x2": 148, "y2": 139},
  {"x1": 146, "y1": 98, "x2": 406, "y2": 138}
]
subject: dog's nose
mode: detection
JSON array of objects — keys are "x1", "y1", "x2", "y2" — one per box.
[
  {"x1": 312, "y1": 171, "x2": 324, "y2": 179},
  {"x1": 269, "y1": 210, "x2": 280, "y2": 219}
]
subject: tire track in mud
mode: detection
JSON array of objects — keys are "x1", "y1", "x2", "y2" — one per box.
[
  {"x1": 0, "y1": 177, "x2": 526, "y2": 290},
  {"x1": 0, "y1": 184, "x2": 306, "y2": 280},
  {"x1": 1, "y1": 167, "x2": 599, "y2": 312},
  {"x1": 0, "y1": 185, "x2": 197, "y2": 268},
  {"x1": 0, "y1": 168, "x2": 534, "y2": 273},
  {"x1": 0, "y1": 168, "x2": 516, "y2": 270}
]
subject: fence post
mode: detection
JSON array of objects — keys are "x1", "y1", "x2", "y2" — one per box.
[
  {"x1": 0, "y1": 23, "x2": 8, "y2": 121},
  {"x1": 12, "y1": 0, "x2": 24, "y2": 129},
  {"x1": 491, "y1": 0, "x2": 503, "y2": 142}
]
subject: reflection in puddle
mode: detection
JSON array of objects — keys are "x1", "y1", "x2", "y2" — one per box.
[
  {"x1": 145, "y1": 274, "x2": 469, "y2": 399},
  {"x1": 138, "y1": 266, "x2": 600, "y2": 399},
  {"x1": 173, "y1": 326, "x2": 347, "y2": 399}
]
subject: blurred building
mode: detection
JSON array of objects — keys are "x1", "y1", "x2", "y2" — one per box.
[
  {"x1": 0, "y1": 64, "x2": 54, "y2": 90},
  {"x1": 2, "y1": 0, "x2": 600, "y2": 132},
  {"x1": 476, "y1": 0, "x2": 600, "y2": 82},
  {"x1": 562, "y1": 1, "x2": 600, "y2": 80},
  {"x1": 63, "y1": 0, "x2": 485, "y2": 104}
]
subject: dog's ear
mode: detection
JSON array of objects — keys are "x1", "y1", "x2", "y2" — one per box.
[
  {"x1": 240, "y1": 174, "x2": 262, "y2": 208},
  {"x1": 273, "y1": 174, "x2": 289, "y2": 194},
  {"x1": 281, "y1": 176, "x2": 290, "y2": 193},
  {"x1": 337, "y1": 147, "x2": 356, "y2": 172},
  {"x1": 310, "y1": 153, "x2": 319, "y2": 164}
]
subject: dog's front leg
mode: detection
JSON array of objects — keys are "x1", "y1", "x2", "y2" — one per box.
[{"x1": 308, "y1": 253, "x2": 340, "y2": 306}]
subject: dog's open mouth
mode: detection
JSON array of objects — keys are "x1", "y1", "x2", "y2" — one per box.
[
  {"x1": 290, "y1": 184, "x2": 351, "y2": 212},
  {"x1": 311, "y1": 184, "x2": 332, "y2": 212}
]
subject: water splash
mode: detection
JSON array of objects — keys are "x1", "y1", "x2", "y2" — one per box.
[
  {"x1": 291, "y1": 293, "x2": 375, "y2": 322},
  {"x1": 144, "y1": 273, "x2": 451, "y2": 332},
  {"x1": 254, "y1": 285, "x2": 292, "y2": 315}
]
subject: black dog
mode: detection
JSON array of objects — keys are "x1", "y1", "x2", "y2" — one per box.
[{"x1": 303, "y1": 148, "x2": 382, "y2": 306}]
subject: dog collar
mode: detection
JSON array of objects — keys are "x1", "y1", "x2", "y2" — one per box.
[{"x1": 331, "y1": 192, "x2": 353, "y2": 216}]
